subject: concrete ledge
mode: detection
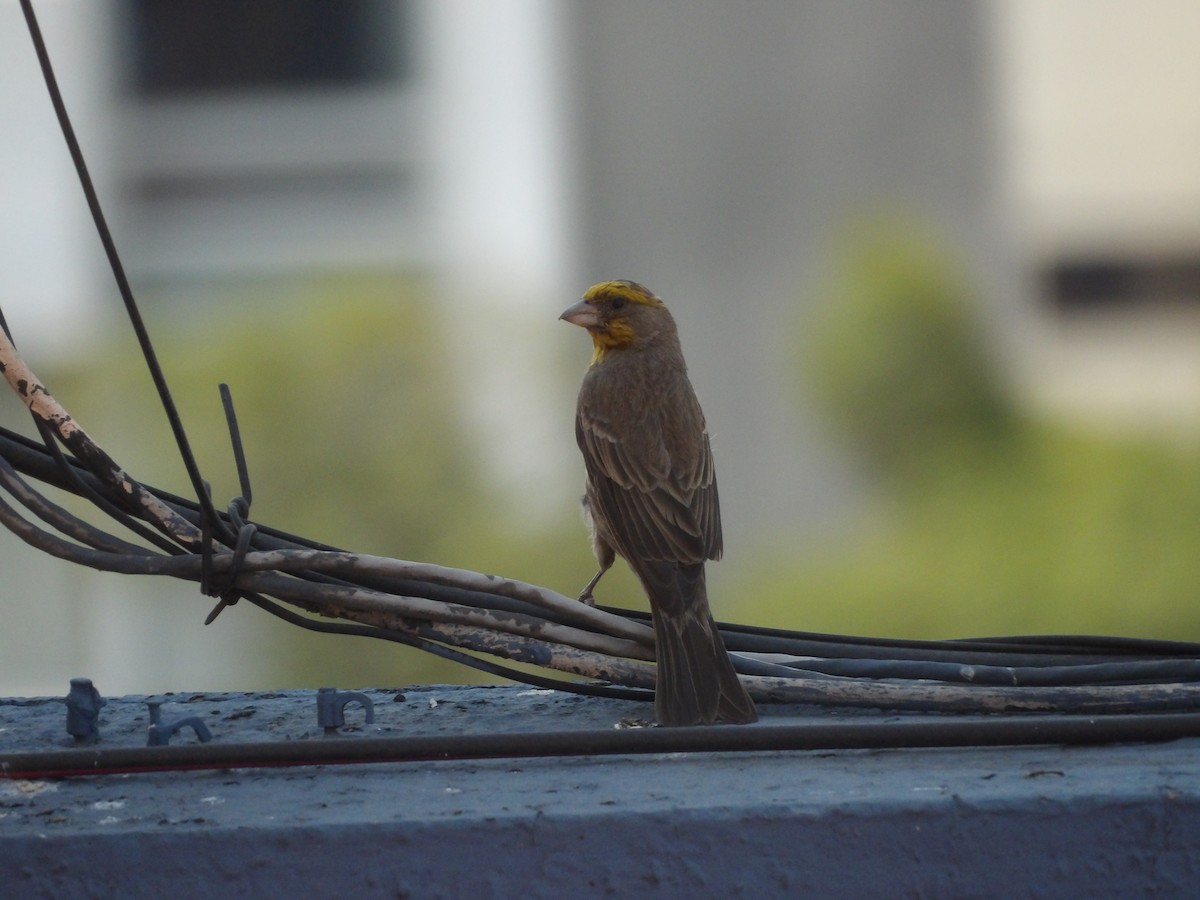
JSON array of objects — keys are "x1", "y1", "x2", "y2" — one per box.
[{"x1": 3, "y1": 685, "x2": 1198, "y2": 897}]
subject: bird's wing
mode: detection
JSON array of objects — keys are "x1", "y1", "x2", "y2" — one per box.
[{"x1": 576, "y1": 402, "x2": 722, "y2": 566}]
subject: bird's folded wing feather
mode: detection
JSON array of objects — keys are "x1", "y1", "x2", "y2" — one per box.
[{"x1": 576, "y1": 407, "x2": 722, "y2": 565}]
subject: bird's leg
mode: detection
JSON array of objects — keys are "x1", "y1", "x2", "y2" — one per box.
[
  {"x1": 577, "y1": 564, "x2": 609, "y2": 607},
  {"x1": 579, "y1": 496, "x2": 615, "y2": 606}
]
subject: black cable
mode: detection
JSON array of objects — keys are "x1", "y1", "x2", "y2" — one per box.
[
  {"x1": 4, "y1": 711, "x2": 1200, "y2": 779},
  {"x1": 714, "y1": 616, "x2": 1200, "y2": 666},
  {"x1": 768, "y1": 655, "x2": 1200, "y2": 687},
  {"x1": 0, "y1": 451, "x2": 154, "y2": 557}
]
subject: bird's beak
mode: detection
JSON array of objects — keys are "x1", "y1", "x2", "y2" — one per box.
[{"x1": 559, "y1": 299, "x2": 600, "y2": 328}]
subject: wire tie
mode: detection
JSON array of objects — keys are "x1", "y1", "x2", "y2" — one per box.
[{"x1": 203, "y1": 520, "x2": 256, "y2": 625}]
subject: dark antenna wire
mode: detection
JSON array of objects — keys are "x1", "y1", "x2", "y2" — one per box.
[{"x1": 17, "y1": 0, "x2": 229, "y2": 544}]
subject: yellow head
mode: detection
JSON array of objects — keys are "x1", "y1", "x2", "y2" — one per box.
[{"x1": 559, "y1": 280, "x2": 670, "y2": 363}]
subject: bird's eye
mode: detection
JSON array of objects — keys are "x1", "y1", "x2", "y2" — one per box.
[{"x1": 610, "y1": 295, "x2": 627, "y2": 311}]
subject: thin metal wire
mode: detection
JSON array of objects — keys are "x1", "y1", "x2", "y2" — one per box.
[
  {"x1": 17, "y1": 0, "x2": 229, "y2": 546},
  {"x1": 220, "y1": 383, "x2": 253, "y2": 507}
]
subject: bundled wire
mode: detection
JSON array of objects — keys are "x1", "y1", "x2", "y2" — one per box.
[
  {"x1": 5, "y1": 391, "x2": 1200, "y2": 715},
  {"x1": 4, "y1": 0, "x2": 1200, "y2": 722}
]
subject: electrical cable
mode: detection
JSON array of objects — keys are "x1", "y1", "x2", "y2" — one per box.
[
  {"x1": 3, "y1": 711, "x2": 1200, "y2": 779},
  {"x1": 238, "y1": 592, "x2": 653, "y2": 703}
]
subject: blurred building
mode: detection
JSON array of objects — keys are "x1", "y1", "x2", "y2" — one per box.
[
  {"x1": 2, "y1": 0, "x2": 1199, "y2": 694},
  {"x1": 993, "y1": 0, "x2": 1200, "y2": 434}
]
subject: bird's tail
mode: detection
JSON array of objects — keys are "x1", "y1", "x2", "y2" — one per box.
[{"x1": 642, "y1": 563, "x2": 758, "y2": 726}]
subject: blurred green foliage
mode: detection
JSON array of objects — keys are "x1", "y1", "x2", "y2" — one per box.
[
  {"x1": 803, "y1": 220, "x2": 1014, "y2": 480},
  {"x1": 739, "y1": 221, "x2": 1200, "y2": 641},
  {"x1": 46, "y1": 274, "x2": 636, "y2": 688}
]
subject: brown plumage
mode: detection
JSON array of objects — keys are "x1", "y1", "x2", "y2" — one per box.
[{"x1": 560, "y1": 280, "x2": 757, "y2": 726}]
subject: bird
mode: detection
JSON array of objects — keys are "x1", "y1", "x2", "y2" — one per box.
[{"x1": 560, "y1": 280, "x2": 758, "y2": 726}]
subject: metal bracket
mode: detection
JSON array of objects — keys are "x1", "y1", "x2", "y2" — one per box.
[
  {"x1": 316, "y1": 688, "x2": 375, "y2": 736},
  {"x1": 146, "y1": 700, "x2": 213, "y2": 747}
]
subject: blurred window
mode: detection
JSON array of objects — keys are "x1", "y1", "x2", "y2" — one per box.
[
  {"x1": 115, "y1": 0, "x2": 421, "y2": 278},
  {"x1": 129, "y1": 0, "x2": 407, "y2": 96},
  {"x1": 1047, "y1": 257, "x2": 1200, "y2": 312}
]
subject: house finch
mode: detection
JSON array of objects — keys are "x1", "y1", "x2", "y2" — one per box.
[{"x1": 560, "y1": 280, "x2": 758, "y2": 726}]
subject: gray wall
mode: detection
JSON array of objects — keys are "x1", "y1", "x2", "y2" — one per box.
[{"x1": 570, "y1": 1, "x2": 1012, "y2": 544}]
